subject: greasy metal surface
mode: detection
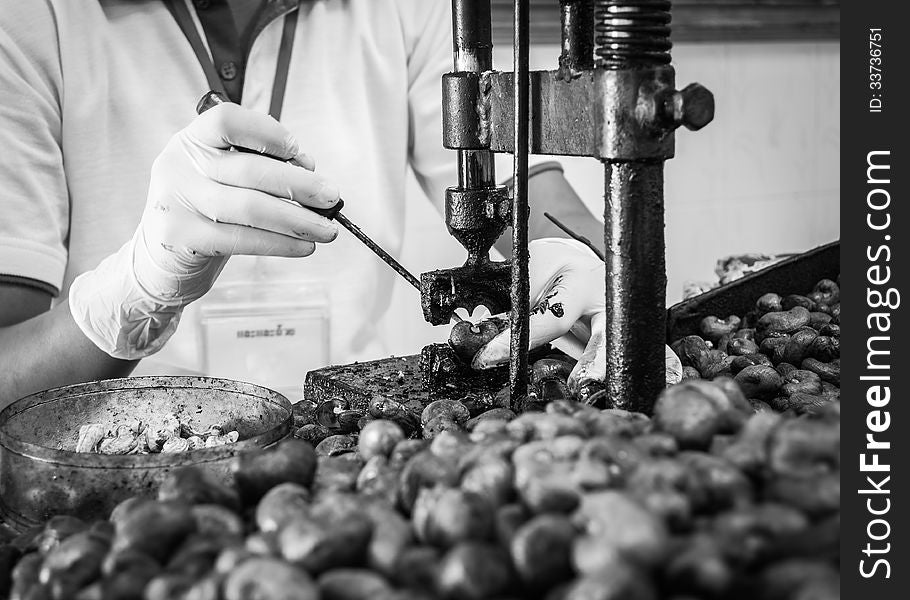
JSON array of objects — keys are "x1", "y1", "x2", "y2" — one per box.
[
  {"x1": 458, "y1": 152, "x2": 496, "y2": 188},
  {"x1": 509, "y1": 0, "x2": 531, "y2": 402},
  {"x1": 453, "y1": 0, "x2": 495, "y2": 72},
  {"x1": 665, "y1": 83, "x2": 715, "y2": 132},
  {"x1": 421, "y1": 344, "x2": 510, "y2": 399},
  {"x1": 0, "y1": 377, "x2": 291, "y2": 529},
  {"x1": 422, "y1": 185, "x2": 511, "y2": 324},
  {"x1": 428, "y1": 0, "x2": 715, "y2": 411},
  {"x1": 303, "y1": 350, "x2": 509, "y2": 415},
  {"x1": 452, "y1": 0, "x2": 496, "y2": 189},
  {"x1": 484, "y1": 67, "x2": 677, "y2": 160},
  {"x1": 667, "y1": 241, "x2": 840, "y2": 342},
  {"x1": 559, "y1": 0, "x2": 595, "y2": 79},
  {"x1": 304, "y1": 356, "x2": 426, "y2": 414},
  {"x1": 604, "y1": 161, "x2": 667, "y2": 413},
  {"x1": 303, "y1": 345, "x2": 560, "y2": 422},
  {"x1": 421, "y1": 260, "x2": 512, "y2": 325},
  {"x1": 445, "y1": 187, "x2": 511, "y2": 265},
  {"x1": 588, "y1": 0, "x2": 709, "y2": 412},
  {"x1": 423, "y1": 0, "x2": 510, "y2": 328},
  {"x1": 443, "y1": 72, "x2": 484, "y2": 150},
  {"x1": 594, "y1": 0, "x2": 672, "y2": 69}
]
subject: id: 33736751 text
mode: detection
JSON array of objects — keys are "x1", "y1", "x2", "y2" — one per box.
[{"x1": 869, "y1": 28, "x2": 883, "y2": 113}]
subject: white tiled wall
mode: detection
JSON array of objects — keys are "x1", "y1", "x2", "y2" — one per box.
[{"x1": 377, "y1": 41, "x2": 841, "y2": 357}]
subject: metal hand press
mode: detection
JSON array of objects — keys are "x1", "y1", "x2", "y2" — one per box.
[{"x1": 427, "y1": 0, "x2": 715, "y2": 411}]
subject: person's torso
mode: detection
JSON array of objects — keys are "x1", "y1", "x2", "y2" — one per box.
[{"x1": 50, "y1": 0, "x2": 427, "y2": 396}]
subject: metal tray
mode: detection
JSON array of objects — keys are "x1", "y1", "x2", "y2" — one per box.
[
  {"x1": 0, "y1": 376, "x2": 292, "y2": 530},
  {"x1": 666, "y1": 240, "x2": 840, "y2": 341}
]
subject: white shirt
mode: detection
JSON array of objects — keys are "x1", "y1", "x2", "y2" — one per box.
[{"x1": 0, "y1": 0, "x2": 456, "y2": 395}]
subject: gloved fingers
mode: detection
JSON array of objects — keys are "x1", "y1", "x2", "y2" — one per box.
[
  {"x1": 527, "y1": 238, "x2": 603, "y2": 299},
  {"x1": 289, "y1": 152, "x2": 317, "y2": 172},
  {"x1": 471, "y1": 269, "x2": 591, "y2": 370},
  {"x1": 665, "y1": 345, "x2": 684, "y2": 386},
  {"x1": 566, "y1": 337, "x2": 685, "y2": 393},
  {"x1": 184, "y1": 183, "x2": 339, "y2": 244},
  {"x1": 550, "y1": 332, "x2": 587, "y2": 360},
  {"x1": 550, "y1": 318, "x2": 593, "y2": 360},
  {"x1": 567, "y1": 312, "x2": 606, "y2": 393},
  {"x1": 194, "y1": 217, "x2": 318, "y2": 258},
  {"x1": 207, "y1": 151, "x2": 339, "y2": 210},
  {"x1": 186, "y1": 102, "x2": 300, "y2": 161}
]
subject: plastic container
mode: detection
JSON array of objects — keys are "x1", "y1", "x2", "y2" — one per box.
[{"x1": 197, "y1": 280, "x2": 331, "y2": 402}]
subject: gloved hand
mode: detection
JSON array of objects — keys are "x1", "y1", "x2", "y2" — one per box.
[
  {"x1": 69, "y1": 103, "x2": 340, "y2": 360},
  {"x1": 471, "y1": 238, "x2": 683, "y2": 395}
]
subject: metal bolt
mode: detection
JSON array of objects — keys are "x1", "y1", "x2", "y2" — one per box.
[{"x1": 668, "y1": 83, "x2": 715, "y2": 131}]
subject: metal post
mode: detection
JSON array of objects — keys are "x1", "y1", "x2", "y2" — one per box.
[
  {"x1": 424, "y1": 0, "x2": 513, "y2": 328},
  {"x1": 603, "y1": 161, "x2": 666, "y2": 412},
  {"x1": 596, "y1": 0, "x2": 672, "y2": 411},
  {"x1": 559, "y1": 0, "x2": 595, "y2": 77},
  {"x1": 452, "y1": 0, "x2": 496, "y2": 189},
  {"x1": 510, "y1": 0, "x2": 530, "y2": 402}
]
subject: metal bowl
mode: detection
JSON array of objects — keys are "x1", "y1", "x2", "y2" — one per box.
[{"x1": 0, "y1": 376, "x2": 292, "y2": 530}]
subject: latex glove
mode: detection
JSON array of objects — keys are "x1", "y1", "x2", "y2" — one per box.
[
  {"x1": 472, "y1": 238, "x2": 684, "y2": 394},
  {"x1": 69, "y1": 103, "x2": 339, "y2": 360}
]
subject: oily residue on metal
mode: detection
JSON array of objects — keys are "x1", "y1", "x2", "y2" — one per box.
[
  {"x1": 419, "y1": 343, "x2": 509, "y2": 399},
  {"x1": 421, "y1": 261, "x2": 511, "y2": 325},
  {"x1": 604, "y1": 160, "x2": 667, "y2": 414},
  {"x1": 558, "y1": 0, "x2": 595, "y2": 80},
  {"x1": 302, "y1": 345, "x2": 518, "y2": 425},
  {"x1": 303, "y1": 356, "x2": 426, "y2": 416}
]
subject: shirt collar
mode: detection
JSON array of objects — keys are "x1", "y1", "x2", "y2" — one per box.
[{"x1": 249, "y1": 0, "x2": 301, "y2": 44}]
